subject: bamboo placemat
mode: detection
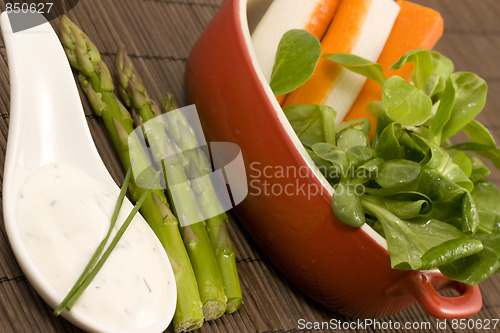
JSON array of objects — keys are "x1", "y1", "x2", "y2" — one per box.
[{"x1": 0, "y1": 0, "x2": 499, "y2": 332}]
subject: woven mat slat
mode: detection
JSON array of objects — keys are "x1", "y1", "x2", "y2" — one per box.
[
  {"x1": 144, "y1": 0, "x2": 221, "y2": 9},
  {"x1": 0, "y1": 0, "x2": 500, "y2": 332}
]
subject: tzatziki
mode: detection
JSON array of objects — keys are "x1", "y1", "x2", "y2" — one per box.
[{"x1": 16, "y1": 163, "x2": 175, "y2": 332}]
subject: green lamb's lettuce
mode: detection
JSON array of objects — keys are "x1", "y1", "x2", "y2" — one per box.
[
  {"x1": 374, "y1": 122, "x2": 405, "y2": 160},
  {"x1": 375, "y1": 160, "x2": 421, "y2": 189},
  {"x1": 471, "y1": 181, "x2": 500, "y2": 233},
  {"x1": 336, "y1": 117, "x2": 372, "y2": 135},
  {"x1": 331, "y1": 182, "x2": 366, "y2": 228},
  {"x1": 390, "y1": 49, "x2": 434, "y2": 91},
  {"x1": 269, "y1": 29, "x2": 322, "y2": 96},
  {"x1": 382, "y1": 76, "x2": 433, "y2": 126},
  {"x1": 431, "y1": 78, "x2": 455, "y2": 137},
  {"x1": 447, "y1": 149, "x2": 472, "y2": 178},
  {"x1": 451, "y1": 120, "x2": 500, "y2": 169},
  {"x1": 322, "y1": 53, "x2": 387, "y2": 87},
  {"x1": 336, "y1": 127, "x2": 370, "y2": 151},
  {"x1": 468, "y1": 154, "x2": 491, "y2": 183},
  {"x1": 440, "y1": 72, "x2": 488, "y2": 141},
  {"x1": 426, "y1": 51, "x2": 455, "y2": 98},
  {"x1": 415, "y1": 136, "x2": 474, "y2": 192},
  {"x1": 274, "y1": 31, "x2": 500, "y2": 285},
  {"x1": 361, "y1": 195, "x2": 483, "y2": 271},
  {"x1": 462, "y1": 120, "x2": 496, "y2": 147},
  {"x1": 346, "y1": 146, "x2": 376, "y2": 169},
  {"x1": 382, "y1": 191, "x2": 433, "y2": 218},
  {"x1": 283, "y1": 104, "x2": 336, "y2": 146},
  {"x1": 439, "y1": 227, "x2": 500, "y2": 285},
  {"x1": 312, "y1": 142, "x2": 349, "y2": 177}
]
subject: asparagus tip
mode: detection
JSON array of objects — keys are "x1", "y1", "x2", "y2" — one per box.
[
  {"x1": 150, "y1": 99, "x2": 163, "y2": 117},
  {"x1": 129, "y1": 79, "x2": 147, "y2": 110},
  {"x1": 117, "y1": 86, "x2": 131, "y2": 108},
  {"x1": 116, "y1": 44, "x2": 126, "y2": 67},
  {"x1": 187, "y1": 160, "x2": 201, "y2": 180},
  {"x1": 112, "y1": 117, "x2": 129, "y2": 149},
  {"x1": 161, "y1": 92, "x2": 178, "y2": 113},
  {"x1": 59, "y1": 15, "x2": 73, "y2": 31},
  {"x1": 163, "y1": 136, "x2": 181, "y2": 164},
  {"x1": 131, "y1": 108, "x2": 144, "y2": 128},
  {"x1": 151, "y1": 192, "x2": 174, "y2": 216},
  {"x1": 181, "y1": 224, "x2": 199, "y2": 244},
  {"x1": 83, "y1": 82, "x2": 105, "y2": 116}
]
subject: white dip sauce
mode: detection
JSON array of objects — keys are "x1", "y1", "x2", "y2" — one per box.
[{"x1": 16, "y1": 163, "x2": 174, "y2": 332}]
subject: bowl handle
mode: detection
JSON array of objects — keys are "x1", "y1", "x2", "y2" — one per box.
[{"x1": 404, "y1": 271, "x2": 482, "y2": 319}]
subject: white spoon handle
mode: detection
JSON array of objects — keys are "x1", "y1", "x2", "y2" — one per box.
[{"x1": 1, "y1": 12, "x2": 112, "y2": 192}]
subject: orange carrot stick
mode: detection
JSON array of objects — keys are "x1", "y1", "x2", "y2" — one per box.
[
  {"x1": 344, "y1": 0, "x2": 444, "y2": 128},
  {"x1": 282, "y1": 0, "x2": 400, "y2": 123},
  {"x1": 282, "y1": 0, "x2": 370, "y2": 108},
  {"x1": 305, "y1": 0, "x2": 342, "y2": 40}
]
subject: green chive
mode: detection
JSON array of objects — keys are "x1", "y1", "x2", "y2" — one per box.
[
  {"x1": 63, "y1": 170, "x2": 161, "y2": 311},
  {"x1": 54, "y1": 166, "x2": 132, "y2": 315}
]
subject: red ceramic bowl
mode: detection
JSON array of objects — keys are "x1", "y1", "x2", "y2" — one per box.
[{"x1": 186, "y1": 0, "x2": 482, "y2": 319}]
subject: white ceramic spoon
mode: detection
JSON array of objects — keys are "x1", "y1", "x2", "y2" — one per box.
[{"x1": 1, "y1": 12, "x2": 176, "y2": 333}]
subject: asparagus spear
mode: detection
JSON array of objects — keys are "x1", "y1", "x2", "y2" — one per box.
[
  {"x1": 116, "y1": 47, "x2": 242, "y2": 312},
  {"x1": 160, "y1": 98, "x2": 243, "y2": 313},
  {"x1": 59, "y1": 16, "x2": 203, "y2": 332},
  {"x1": 116, "y1": 47, "x2": 228, "y2": 319}
]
